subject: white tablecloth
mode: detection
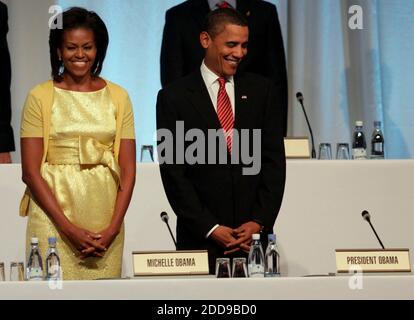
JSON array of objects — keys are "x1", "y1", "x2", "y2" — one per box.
[
  {"x1": 1, "y1": 160, "x2": 413, "y2": 278},
  {"x1": 0, "y1": 275, "x2": 413, "y2": 300}
]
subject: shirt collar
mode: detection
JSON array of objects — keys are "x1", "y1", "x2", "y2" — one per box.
[{"x1": 200, "y1": 61, "x2": 234, "y2": 88}]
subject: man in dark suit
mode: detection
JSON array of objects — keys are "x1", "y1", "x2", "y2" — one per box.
[
  {"x1": 160, "y1": 0, "x2": 288, "y2": 136},
  {"x1": 157, "y1": 8, "x2": 286, "y2": 273},
  {"x1": 0, "y1": 1, "x2": 14, "y2": 163}
]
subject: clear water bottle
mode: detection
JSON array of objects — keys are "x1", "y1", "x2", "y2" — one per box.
[
  {"x1": 352, "y1": 121, "x2": 367, "y2": 159},
  {"x1": 46, "y1": 237, "x2": 61, "y2": 281},
  {"x1": 371, "y1": 121, "x2": 384, "y2": 159},
  {"x1": 264, "y1": 234, "x2": 280, "y2": 277},
  {"x1": 248, "y1": 233, "x2": 264, "y2": 277},
  {"x1": 27, "y1": 237, "x2": 43, "y2": 281}
]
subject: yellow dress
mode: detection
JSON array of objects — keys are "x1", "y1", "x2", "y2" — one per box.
[{"x1": 26, "y1": 86, "x2": 124, "y2": 280}]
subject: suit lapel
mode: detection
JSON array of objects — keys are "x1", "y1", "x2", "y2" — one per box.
[
  {"x1": 186, "y1": 71, "x2": 251, "y2": 130},
  {"x1": 234, "y1": 74, "x2": 250, "y2": 130},
  {"x1": 189, "y1": 0, "x2": 211, "y2": 29},
  {"x1": 187, "y1": 71, "x2": 222, "y2": 129}
]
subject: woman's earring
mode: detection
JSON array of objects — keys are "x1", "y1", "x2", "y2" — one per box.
[
  {"x1": 58, "y1": 60, "x2": 65, "y2": 77},
  {"x1": 93, "y1": 61, "x2": 100, "y2": 75}
]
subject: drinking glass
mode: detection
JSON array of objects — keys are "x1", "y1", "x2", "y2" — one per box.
[
  {"x1": 318, "y1": 143, "x2": 332, "y2": 160},
  {"x1": 215, "y1": 258, "x2": 231, "y2": 278},
  {"x1": 336, "y1": 143, "x2": 350, "y2": 160},
  {"x1": 140, "y1": 145, "x2": 154, "y2": 162},
  {"x1": 10, "y1": 262, "x2": 25, "y2": 281},
  {"x1": 232, "y1": 257, "x2": 247, "y2": 278},
  {"x1": 0, "y1": 263, "x2": 5, "y2": 281}
]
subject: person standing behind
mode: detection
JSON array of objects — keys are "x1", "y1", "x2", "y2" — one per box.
[
  {"x1": 0, "y1": 1, "x2": 15, "y2": 163},
  {"x1": 20, "y1": 7, "x2": 136, "y2": 280},
  {"x1": 160, "y1": 0, "x2": 288, "y2": 136},
  {"x1": 157, "y1": 8, "x2": 286, "y2": 273}
]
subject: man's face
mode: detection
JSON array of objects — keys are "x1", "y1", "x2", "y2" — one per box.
[{"x1": 201, "y1": 23, "x2": 248, "y2": 77}]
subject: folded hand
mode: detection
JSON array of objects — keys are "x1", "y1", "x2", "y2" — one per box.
[{"x1": 60, "y1": 222, "x2": 107, "y2": 259}]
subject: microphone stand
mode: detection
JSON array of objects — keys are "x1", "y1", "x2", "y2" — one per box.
[
  {"x1": 165, "y1": 220, "x2": 177, "y2": 249},
  {"x1": 366, "y1": 218, "x2": 385, "y2": 249},
  {"x1": 161, "y1": 212, "x2": 177, "y2": 249},
  {"x1": 298, "y1": 99, "x2": 316, "y2": 159},
  {"x1": 362, "y1": 210, "x2": 385, "y2": 249}
]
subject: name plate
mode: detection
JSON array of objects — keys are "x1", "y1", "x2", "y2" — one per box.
[
  {"x1": 284, "y1": 137, "x2": 310, "y2": 159},
  {"x1": 335, "y1": 249, "x2": 411, "y2": 273},
  {"x1": 132, "y1": 250, "x2": 209, "y2": 276}
]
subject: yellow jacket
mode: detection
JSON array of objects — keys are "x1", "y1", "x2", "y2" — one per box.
[{"x1": 19, "y1": 80, "x2": 135, "y2": 216}]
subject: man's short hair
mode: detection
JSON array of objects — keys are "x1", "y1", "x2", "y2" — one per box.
[{"x1": 202, "y1": 8, "x2": 248, "y2": 38}]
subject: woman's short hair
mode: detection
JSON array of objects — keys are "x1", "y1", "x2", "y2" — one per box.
[{"x1": 49, "y1": 7, "x2": 109, "y2": 81}]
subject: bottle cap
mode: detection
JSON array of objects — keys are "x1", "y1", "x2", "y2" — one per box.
[
  {"x1": 355, "y1": 120, "x2": 363, "y2": 126},
  {"x1": 31, "y1": 237, "x2": 39, "y2": 244},
  {"x1": 48, "y1": 237, "x2": 57, "y2": 245},
  {"x1": 268, "y1": 234, "x2": 276, "y2": 242},
  {"x1": 252, "y1": 233, "x2": 260, "y2": 240}
]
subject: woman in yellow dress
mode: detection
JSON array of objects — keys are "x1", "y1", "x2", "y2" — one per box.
[{"x1": 20, "y1": 7, "x2": 136, "y2": 280}]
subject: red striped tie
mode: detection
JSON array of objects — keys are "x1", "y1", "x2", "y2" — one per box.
[{"x1": 217, "y1": 77, "x2": 234, "y2": 152}]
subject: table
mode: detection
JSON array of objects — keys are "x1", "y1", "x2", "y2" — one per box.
[
  {"x1": 1, "y1": 160, "x2": 413, "y2": 278},
  {"x1": 0, "y1": 275, "x2": 413, "y2": 300}
]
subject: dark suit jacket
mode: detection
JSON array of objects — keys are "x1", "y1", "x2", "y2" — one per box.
[
  {"x1": 156, "y1": 70, "x2": 286, "y2": 270},
  {"x1": 0, "y1": 1, "x2": 14, "y2": 152},
  {"x1": 160, "y1": 0, "x2": 288, "y2": 135}
]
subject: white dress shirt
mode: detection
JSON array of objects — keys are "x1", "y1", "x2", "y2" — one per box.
[
  {"x1": 200, "y1": 61, "x2": 235, "y2": 238},
  {"x1": 200, "y1": 61, "x2": 235, "y2": 115}
]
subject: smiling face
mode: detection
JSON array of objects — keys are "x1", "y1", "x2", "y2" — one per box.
[
  {"x1": 200, "y1": 23, "x2": 248, "y2": 78},
  {"x1": 58, "y1": 28, "x2": 97, "y2": 80}
]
